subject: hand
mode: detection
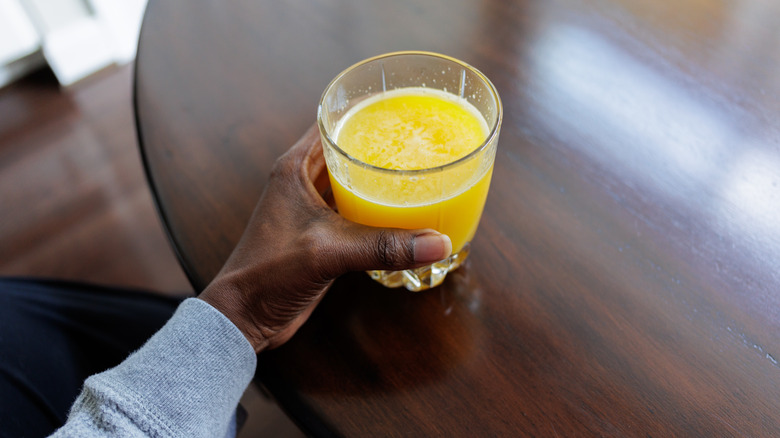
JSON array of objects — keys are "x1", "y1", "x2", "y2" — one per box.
[{"x1": 199, "y1": 125, "x2": 452, "y2": 352}]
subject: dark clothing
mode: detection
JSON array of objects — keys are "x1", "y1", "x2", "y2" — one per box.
[{"x1": 0, "y1": 278, "x2": 183, "y2": 438}]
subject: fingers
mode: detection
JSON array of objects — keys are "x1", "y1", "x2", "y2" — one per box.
[
  {"x1": 412, "y1": 230, "x2": 453, "y2": 264},
  {"x1": 304, "y1": 139, "x2": 333, "y2": 203},
  {"x1": 269, "y1": 124, "x2": 332, "y2": 207},
  {"x1": 329, "y1": 224, "x2": 452, "y2": 274},
  {"x1": 281, "y1": 125, "x2": 454, "y2": 275},
  {"x1": 281, "y1": 123, "x2": 321, "y2": 162}
]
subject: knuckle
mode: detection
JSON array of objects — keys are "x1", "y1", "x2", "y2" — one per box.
[
  {"x1": 270, "y1": 155, "x2": 295, "y2": 181},
  {"x1": 297, "y1": 224, "x2": 333, "y2": 274},
  {"x1": 270, "y1": 145, "x2": 309, "y2": 183},
  {"x1": 376, "y1": 230, "x2": 409, "y2": 269},
  {"x1": 298, "y1": 226, "x2": 326, "y2": 257}
]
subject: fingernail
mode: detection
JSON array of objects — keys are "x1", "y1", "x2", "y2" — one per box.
[{"x1": 414, "y1": 232, "x2": 452, "y2": 263}]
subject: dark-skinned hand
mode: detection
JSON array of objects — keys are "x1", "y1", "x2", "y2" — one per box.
[{"x1": 199, "y1": 125, "x2": 452, "y2": 352}]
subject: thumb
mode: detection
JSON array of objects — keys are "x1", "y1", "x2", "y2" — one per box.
[{"x1": 332, "y1": 225, "x2": 452, "y2": 274}]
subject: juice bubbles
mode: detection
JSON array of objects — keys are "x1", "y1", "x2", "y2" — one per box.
[
  {"x1": 330, "y1": 88, "x2": 492, "y2": 254},
  {"x1": 318, "y1": 51, "x2": 502, "y2": 291}
]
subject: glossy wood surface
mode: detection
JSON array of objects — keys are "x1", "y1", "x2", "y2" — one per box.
[
  {"x1": 135, "y1": 0, "x2": 780, "y2": 435},
  {"x1": 0, "y1": 67, "x2": 190, "y2": 294}
]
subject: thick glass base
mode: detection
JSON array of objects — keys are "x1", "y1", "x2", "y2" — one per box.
[{"x1": 368, "y1": 243, "x2": 471, "y2": 292}]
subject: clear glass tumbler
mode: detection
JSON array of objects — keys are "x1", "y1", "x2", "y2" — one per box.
[{"x1": 318, "y1": 51, "x2": 502, "y2": 291}]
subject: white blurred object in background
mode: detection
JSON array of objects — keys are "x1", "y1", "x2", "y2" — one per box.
[{"x1": 0, "y1": 0, "x2": 148, "y2": 87}]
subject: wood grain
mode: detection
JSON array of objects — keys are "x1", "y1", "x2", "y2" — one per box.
[
  {"x1": 136, "y1": 0, "x2": 780, "y2": 435},
  {"x1": 0, "y1": 67, "x2": 191, "y2": 292}
]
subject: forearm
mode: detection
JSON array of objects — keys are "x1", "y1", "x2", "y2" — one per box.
[{"x1": 50, "y1": 298, "x2": 257, "y2": 438}]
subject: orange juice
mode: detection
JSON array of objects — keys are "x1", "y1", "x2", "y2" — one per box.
[{"x1": 329, "y1": 87, "x2": 493, "y2": 253}]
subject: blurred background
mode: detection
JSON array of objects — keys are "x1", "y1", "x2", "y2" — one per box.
[
  {"x1": 1, "y1": 0, "x2": 147, "y2": 87},
  {"x1": 0, "y1": 0, "x2": 190, "y2": 293},
  {"x1": 0, "y1": 1, "x2": 304, "y2": 436}
]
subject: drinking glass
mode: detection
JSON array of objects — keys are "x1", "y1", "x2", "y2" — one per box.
[{"x1": 318, "y1": 51, "x2": 502, "y2": 291}]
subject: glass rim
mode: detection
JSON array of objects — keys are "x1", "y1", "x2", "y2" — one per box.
[{"x1": 317, "y1": 51, "x2": 503, "y2": 175}]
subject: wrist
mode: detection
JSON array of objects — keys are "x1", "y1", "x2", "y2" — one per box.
[{"x1": 199, "y1": 281, "x2": 270, "y2": 353}]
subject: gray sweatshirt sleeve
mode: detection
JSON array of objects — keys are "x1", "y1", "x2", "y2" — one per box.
[{"x1": 50, "y1": 298, "x2": 258, "y2": 438}]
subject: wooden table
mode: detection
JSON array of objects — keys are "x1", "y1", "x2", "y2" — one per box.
[{"x1": 135, "y1": 0, "x2": 780, "y2": 435}]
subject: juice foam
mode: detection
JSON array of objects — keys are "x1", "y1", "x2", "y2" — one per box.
[{"x1": 335, "y1": 87, "x2": 489, "y2": 171}]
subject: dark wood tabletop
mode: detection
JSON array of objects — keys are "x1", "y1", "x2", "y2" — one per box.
[{"x1": 135, "y1": 0, "x2": 780, "y2": 435}]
